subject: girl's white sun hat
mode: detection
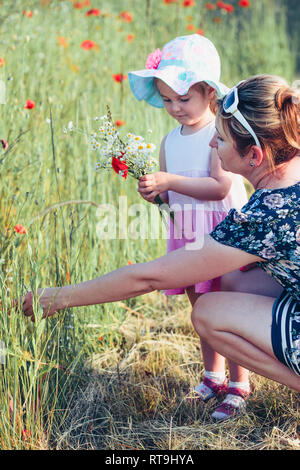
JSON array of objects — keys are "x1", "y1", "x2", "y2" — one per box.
[{"x1": 128, "y1": 34, "x2": 228, "y2": 108}]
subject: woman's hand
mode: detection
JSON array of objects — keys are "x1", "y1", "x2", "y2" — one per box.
[
  {"x1": 22, "y1": 287, "x2": 64, "y2": 322},
  {"x1": 138, "y1": 172, "x2": 170, "y2": 203}
]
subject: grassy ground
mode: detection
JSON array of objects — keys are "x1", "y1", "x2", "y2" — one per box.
[
  {"x1": 50, "y1": 295, "x2": 300, "y2": 451},
  {"x1": 0, "y1": 0, "x2": 299, "y2": 450}
]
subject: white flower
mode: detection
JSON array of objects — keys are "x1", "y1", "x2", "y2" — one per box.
[
  {"x1": 263, "y1": 193, "x2": 285, "y2": 209},
  {"x1": 259, "y1": 246, "x2": 277, "y2": 259},
  {"x1": 262, "y1": 231, "x2": 277, "y2": 246},
  {"x1": 90, "y1": 138, "x2": 100, "y2": 151},
  {"x1": 296, "y1": 226, "x2": 300, "y2": 244}
]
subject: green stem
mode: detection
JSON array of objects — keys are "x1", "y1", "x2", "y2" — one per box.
[{"x1": 154, "y1": 194, "x2": 174, "y2": 222}]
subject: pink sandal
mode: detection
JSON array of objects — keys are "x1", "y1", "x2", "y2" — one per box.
[
  {"x1": 211, "y1": 387, "x2": 251, "y2": 421},
  {"x1": 187, "y1": 377, "x2": 228, "y2": 402}
]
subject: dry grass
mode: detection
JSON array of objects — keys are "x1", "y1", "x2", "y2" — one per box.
[{"x1": 47, "y1": 294, "x2": 300, "y2": 451}]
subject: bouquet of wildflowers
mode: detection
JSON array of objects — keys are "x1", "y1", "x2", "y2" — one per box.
[
  {"x1": 65, "y1": 107, "x2": 173, "y2": 220},
  {"x1": 91, "y1": 109, "x2": 157, "y2": 180}
]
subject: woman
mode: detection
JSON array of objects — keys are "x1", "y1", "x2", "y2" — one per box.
[{"x1": 22, "y1": 75, "x2": 300, "y2": 401}]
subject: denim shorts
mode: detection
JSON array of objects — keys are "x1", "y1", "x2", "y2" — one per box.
[{"x1": 271, "y1": 291, "x2": 300, "y2": 376}]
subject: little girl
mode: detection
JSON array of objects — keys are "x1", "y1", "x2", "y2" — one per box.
[{"x1": 128, "y1": 35, "x2": 250, "y2": 420}]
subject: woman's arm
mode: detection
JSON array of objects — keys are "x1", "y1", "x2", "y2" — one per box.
[
  {"x1": 138, "y1": 149, "x2": 232, "y2": 201},
  {"x1": 22, "y1": 236, "x2": 263, "y2": 320}
]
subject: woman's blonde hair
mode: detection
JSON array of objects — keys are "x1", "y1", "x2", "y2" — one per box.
[{"x1": 217, "y1": 75, "x2": 300, "y2": 171}]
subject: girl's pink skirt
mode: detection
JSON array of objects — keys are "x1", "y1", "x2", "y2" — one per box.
[{"x1": 165, "y1": 209, "x2": 227, "y2": 295}]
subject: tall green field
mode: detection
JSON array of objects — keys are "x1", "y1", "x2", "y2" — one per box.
[{"x1": 0, "y1": 0, "x2": 299, "y2": 450}]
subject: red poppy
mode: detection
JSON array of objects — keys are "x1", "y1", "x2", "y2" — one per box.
[
  {"x1": 81, "y1": 39, "x2": 97, "y2": 50},
  {"x1": 0, "y1": 58, "x2": 5, "y2": 67},
  {"x1": 14, "y1": 224, "x2": 27, "y2": 235},
  {"x1": 186, "y1": 24, "x2": 195, "y2": 31},
  {"x1": 163, "y1": 0, "x2": 177, "y2": 3},
  {"x1": 23, "y1": 10, "x2": 33, "y2": 17},
  {"x1": 196, "y1": 29, "x2": 204, "y2": 35},
  {"x1": 112, "y1": 156, "x2": 128, "y2": 179},
  {"x1": 86, "y1": 8, "x2": 100, "y2": 16},
  {"x1": 216, "y1": 1, "x2": 226, "y2": 7},
  {"x1": 238, "y1": 0, "x2": 250, "y2": 6},
  {"x1": 205, "y1": 2, "x2": 215, "y2": 9},
  {"x1": 120, "y1": 11, "x2": 132, "y2": 22},
  {"x1": 126, "y1": 34, "x2": 134, "y2": 42},
  {"x1": 74, "y1": 2, "x2": 84, "y2": 8},
  {"x1": 58, "y1": 36, "x2": 68, "y2": 47},
  {"x1": 182, "y1": 0, "x2": 195, "y2": 6},
  {"x1": 115, "y1": 120, "x2": 126, "y2": 127},
  {"x1": 112, "y1": 73, "x2": 127, "y2": 83},
  {"x1": 21, "y1": 429, "x2": 31, "y2": 439},
  {"x1": 224, "y1": 3, "x2": 234, "y2": 12},
  {"x1": 1, "y1": 139, "x2": 8, "y2": 150},
  {"x1": 24, "y1": 99, "x2": 35, "y2": 109}
]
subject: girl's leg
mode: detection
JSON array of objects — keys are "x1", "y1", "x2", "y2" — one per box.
[
  {"x1": 187, "y1": 287, "x2": 249, "y2": 383},
  {"x1": 191, "y1": 291, "x2": 300, "y2": 392},
  {"x1": 186, "y1": 286, "x2": 225, "y2": 371},
  {"x1": 186, "y1": 287, "x2": 226, "y2": 400}
]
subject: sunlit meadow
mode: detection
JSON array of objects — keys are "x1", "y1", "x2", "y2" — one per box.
[{"x1": 0, "y1": 0, "x2": 299, "y2": 450}]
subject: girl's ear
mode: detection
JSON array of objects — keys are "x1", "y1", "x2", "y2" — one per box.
[
  {"x1": 207, "y1": 85, "x2": 216, "y2": 98},
  {"x1": 249, "y1": 145, "x2": 264, "y2": 167}
]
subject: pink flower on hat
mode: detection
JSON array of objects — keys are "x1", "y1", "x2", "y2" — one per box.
[{"x1": 145, "y1": 48, "x2": 162, "y2": 69}]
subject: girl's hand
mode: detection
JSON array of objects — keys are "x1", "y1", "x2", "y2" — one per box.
[{"x1": 138, "y1": 172, "x2": 170, "y2": 203}]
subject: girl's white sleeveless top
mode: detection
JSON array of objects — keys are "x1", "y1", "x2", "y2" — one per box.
[{"x1": 164, "y1": 121, "x2": 248, "y2": 212}]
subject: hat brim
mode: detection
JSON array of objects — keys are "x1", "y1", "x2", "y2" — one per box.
[{"x1": 128, "y1": 68, "x2": 229, "y2": 108}]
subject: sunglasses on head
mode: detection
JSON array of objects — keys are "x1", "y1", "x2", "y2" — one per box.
[{"x1": 223, "y1": 82, "x2": 262, "y2": 149}]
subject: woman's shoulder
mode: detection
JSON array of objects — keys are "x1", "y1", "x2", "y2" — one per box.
[
  {"x1": 247, "y1": 182, "x2": 300, "y2": 213},
  {"x1": 220, "y1": 182, "x2": 300, "y2": 232}
]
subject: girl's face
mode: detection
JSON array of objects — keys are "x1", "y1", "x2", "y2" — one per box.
[
  {"x1": 156, "y1": 80, "x2": 214, "y2": 127},
  {"x1": 210, "y1": 116, "x2": 247, "y2": 175}
]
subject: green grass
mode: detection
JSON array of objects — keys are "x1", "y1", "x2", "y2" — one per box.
[{"x1": 0, "y1": 0, "x2": 299, "y2": 450}]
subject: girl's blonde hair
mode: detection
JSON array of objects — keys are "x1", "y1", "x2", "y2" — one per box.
[
  {"x1": 217, "y1": 75, "x2": 300, "y2": 171},
  {"x1": 196, "y1": 82, "x2": 218, "y2": 114}
]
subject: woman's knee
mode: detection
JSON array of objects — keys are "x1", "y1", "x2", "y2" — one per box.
[{"x1": 191, "y1": 292, "x2": 219, "y2": 336}]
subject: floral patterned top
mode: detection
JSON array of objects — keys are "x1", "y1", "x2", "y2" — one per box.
[{"x1": 210, "y1": 182, "x2": 300, "y2": 302}]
